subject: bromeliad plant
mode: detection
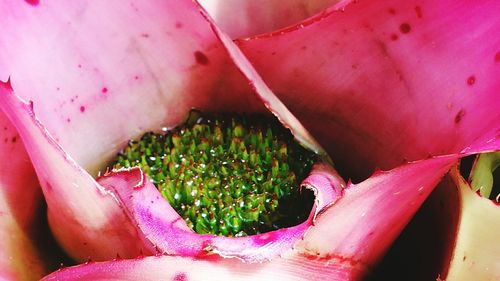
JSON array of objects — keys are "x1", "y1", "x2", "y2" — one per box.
[{"x1": 0, "y1": 0, "x2": 498, "y2": 280}]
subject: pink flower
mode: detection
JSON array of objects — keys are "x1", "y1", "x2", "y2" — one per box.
[{"x1": 0, "y1": 0, "x2": 498, "y2": 280}]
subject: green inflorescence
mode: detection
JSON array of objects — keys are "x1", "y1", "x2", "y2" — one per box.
[{"x1": 111, "y1": 111, "x2": 317, "y2": 237}]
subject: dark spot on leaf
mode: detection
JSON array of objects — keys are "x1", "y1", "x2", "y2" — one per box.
[
  {"x1": 495, "y1": 52, "x2": 500, "y2": 62},
  {"x1": 11, "y1": 136, "x2": 17, "y2": 143},
  {"x1": 80, "y1": 106, "x2": 86, "y2": 113},
  {"x1": 67, "y1": 118, "x2": 71, "y2": 123},
  {"x1": 25, "y1": 0, "x2": 39, "y2": 6},
  {"x1": 141, "y1": 33, "x2": 150, "y2": 38},
  {"x1": 175, "y1": 22, "x2": 183, "y2": 29},
  {"x1": 194, "y1": 51, "x2": 209, "y2": 65},
  {"x1": 390, "y1": 34, "x2": 399, "y2": 41},
  {"x1": 173, "y1": 272, "x2": 187, "y2": 281},
  {"x1": 362, "y1": 23, "x2": 374, "y2": 32},
  {"x1": 400, "y1": 23, "x2": 411, "y2": 34},
  {"x1": 388, "y1": 8, "x2": 396, "y2": 15},
  {"x1": 466, "y1": 76, "x2": 476, "y2": 86},
  {"x1": 376, "y1": 40, "x2": 389, "y2": 57},
  {"x1": 396, "y1": 70, "x2": 404, "y2": 81},
  {"x1": 102, "y1": 87, "x2": 108, "y2": 94},
  {"x1": 301, "y1": 46, "x2": 307, "y2": 50},
  {"x1": 454, "y1": 109, "x2": 465, "y2": 124},
  {"x1": 463, "y1": 255, "x2": 467, "y2": 261},
  {"x1": 415, "y1": 6, "x2": 423, "y2": 18}
]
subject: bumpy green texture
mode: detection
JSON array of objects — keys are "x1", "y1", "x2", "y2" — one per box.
[{"x1": 112, "y1": 111, "x2": 316, "y2": 237}]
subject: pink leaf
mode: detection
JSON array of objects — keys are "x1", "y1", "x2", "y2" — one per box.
[
  {"x1": 42, "y1": 156, "x2": 456, "y2": 280},
  {"x1": 0, "y1": 108, "x2": 47, "y2": 280},
  {"x1": 0, "y1": 0, "x2": 265, "y2": 175},
  {"x1": 0, "y1": 81, "x2": 145, "y2": 261},
  {"x1": 236, "y1": 0, "x2": 500, "y2": 179}
]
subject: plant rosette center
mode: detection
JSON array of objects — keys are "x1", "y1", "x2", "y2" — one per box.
[
  {"x1": 99, "y1": 111, "x2": 345, "y2": 262},
  {"x1": 111, "y1": 111, "x2": 318, "y2": 237}
]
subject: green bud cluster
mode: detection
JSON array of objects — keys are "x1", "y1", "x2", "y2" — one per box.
[{"x1": 111, "y1": 111, "x2": 316, "y2": 237}]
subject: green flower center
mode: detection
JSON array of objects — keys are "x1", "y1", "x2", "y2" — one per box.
[{"x1": 110, "y1": 111, "x2": 317, "y2": 237}]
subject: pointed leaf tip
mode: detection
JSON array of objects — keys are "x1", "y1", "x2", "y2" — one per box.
[{"x1": 2, "y1": 77, "x2": 13, "y2": 90}]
